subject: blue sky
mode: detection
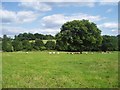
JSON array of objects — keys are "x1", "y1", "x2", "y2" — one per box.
[{"x1": 0, "y1": 1, "x2": 119, "y2": 37}]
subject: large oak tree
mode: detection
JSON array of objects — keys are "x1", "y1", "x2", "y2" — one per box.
[{"x1": 56, "y1": 19, "x2": 103, "y2": 53}]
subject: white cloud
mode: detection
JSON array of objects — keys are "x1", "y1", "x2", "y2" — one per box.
[
  {"x1": 70, "y1": 13, "x2": 105, "y2": 21},
  {"x1": 0, "y1": 10, "x2": 17, "y2": 24},
  {"x1": 98, "y1": 22, "x2": 118, "y2": 29},
  {"x1": 99, "y1": 0, "x2": 118, "y2": 6},
  {"x1": 99, "y1": 0, "x2": 119, "y2": 2},
  {"x1": 2, "y1": 0, "x2": 119, "y2": 2},
  {"x1": 0, "y1": 9, "x2": 38, "y2": 24},
  {"x1": 41, "y1": 14, "x2": 66, "y2": 28},
  {"x1": 106, "y1": 8, "x2": 112, "y2": 13},
  {"x1": 1, "y1": 16, "x2": 117, "y2": 37},
  {"x1": 2, "y1": 26, "x2": 59, "y2": 37},
  {"x1": 55, "y1": 2, "x2": 95, "y2": 7},
  {"x1": 17, "y1": 11, "x2": 37, "y2": 23},
  {"x1": 111, "y1": 29, "x2": 117, "y2": 32},
  {"x1": 3, "y1": 0, "x2": 119, "y2": 2},
  {"x1": 41, "y1": 13, "x2": 105, "y2": 29},
  {"x1": 19, "y1": 2, "x2": 52, "y2": 11},
  {"x1": 2, "y1": 0, "x2": 96, "y2": 2},
  {"x1": 98, "y1": 22, "x2": 118, "y2": 35}
]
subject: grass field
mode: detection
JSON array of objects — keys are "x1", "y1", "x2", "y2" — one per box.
[{"x1": 2, "y1": 51, "x2": 118, "y2": 88}]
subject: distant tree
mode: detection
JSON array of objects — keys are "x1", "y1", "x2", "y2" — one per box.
[
  {"x1": 15, "y1": 33, "x2": 55, "y2": 41},
  {"x1": 27, "y1": 33, "x2": 35, "y2": 40},
  {"x1": 2, "y1": 35, "x2": 13, "y2": 52},
  {"x1": 12, "y1": 39, "x2": 23, "y2": 51},
  {"x1": 44, "y1": 35, "x2": 54, "y2": 40},
  {"x1": 101, "y1": 35, "x2": 118, "y2": 52},
  {"x1": 22, "y1": 40, "x2": 32, "y2": 51},
  {"x1": 56, "y1": 19, "x2": 102, "y2": 53},
  {"x1": 0, "y1": 37, "x2": 2, "y2": 50},
  {"x1": 118, "y1": 35, "x2": 120, "y2": 51},
  {"x1": 17, "y1": 33, "x2": 35, "y2": 40},
  {"x1": 0, "y1": 37, "x2": 2, "y2": 41},
  {"x1": 45, "y1": 41, "x2": 56, "y2": 50},
  {"x1": 34, "y1": 39, "x2": 45, "y2": 50},
  {"x1": 34, "y1": 33, "x2": 44, "y2": 40}
]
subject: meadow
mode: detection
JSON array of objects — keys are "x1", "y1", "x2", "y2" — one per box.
[{"x1": 2, "y1": 51, "x2": 118, "y2": 88}]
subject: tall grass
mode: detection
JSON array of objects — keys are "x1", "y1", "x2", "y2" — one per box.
[{"x1": 2, "y1": 51, "x2": 118, "y2": 88}]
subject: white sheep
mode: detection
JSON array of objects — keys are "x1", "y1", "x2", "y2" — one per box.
[
  {"x1": 84, "y1": 52, "x2": 88, "y2": 54},
  {"x1": 57, "y1": 52, "x2": 60, "y2": 54},
  {"x1": 49, "y1": 52, "x2": 52, "y2": 54},
  {"x1": 53, "y1": 52, "x2": 55, "y2": 54}
]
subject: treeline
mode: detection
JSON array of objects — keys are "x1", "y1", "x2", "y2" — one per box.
[
  {"x1": 1, "y1": 34, "x2": 119, "y2": 52},
  {"x1": 15, "y1": 33, "x2": 55, "y2": 40},
  {"x1": 1, "y1": 20, "x2": 120, "y2": 52},
  {"x1": 2, "y1": 34, "x2": 55, "y2": 52}
]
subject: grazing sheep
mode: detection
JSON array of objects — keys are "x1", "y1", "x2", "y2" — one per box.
[
  {"x1": 26, "y1": 52, "x2": 28, "y2": 54},
  {"x1": 71, "y1": 53, "x2": 74, "y2": 54},
  {"x1": 57, "y1": 52, "x2": 60, "y2": 54},
  {"x1": 49, "y1": 52, "x2": 52, "y2": 54},
  {"x1": 53, "y1": 52, "x2": 55, "y2": 54},
  {"x1": 75, "y1": 52, "x2": 80, "y2": 54},
  {"x1": 102, "y1": 52, "x2": 107, "y2": 54},
  {"x1": 84, "y1": 52, "x2": 88, "y2": 54}
]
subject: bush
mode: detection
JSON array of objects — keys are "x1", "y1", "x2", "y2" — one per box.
[{"x1": 45, "y1": 41, "x2": 56, "y2": 50}]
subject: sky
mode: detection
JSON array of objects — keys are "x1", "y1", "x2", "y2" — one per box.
[{"x1": 0, "y1": 0, "x2": 119, "y2": 37}]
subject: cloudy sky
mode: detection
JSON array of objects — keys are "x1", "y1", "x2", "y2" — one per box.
[{"x1": 0, "y1": 0, "x2": 119, "y2": 37}]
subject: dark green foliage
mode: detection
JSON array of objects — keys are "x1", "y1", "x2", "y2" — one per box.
[
  {"x1": 45, "y1": 41, "x2": 56, "y2": 50},
  {"x1": 34, "y1": 33, "x2": 44, "y2": 40},
  {"x1": 17, "y1": 33, "x2": 54, "y2": 41},
  {"x1": 56, "y1": 19, "x2": 102, "y2": 52},
  {"x1": 22, "y1": 40, "x2": 32, "y2": 51},
  {"x1": 12, "y1": 39, "x2": 23, "y2": 51},
  {"x1": 101, "y1": 35, "x2": 118, "y2": 52},
  {"x1": 0, "y1": 37, "x2": 2, "y2": 50},
  {"x1": 2, "y1": 35, "x2": 13, "y2": 52},
  {"x1": 44, "y1": 35, "x2": 55, "y2": 40},
  {"x1": 118, "y1": 35, "x2": 120, "y2": 51},
  {"x1": 34, "y1": 39, "x2": 45, "y2": 50},
  {"x1": 0, "y1": 37, "x2": 2, "y2": 41}
]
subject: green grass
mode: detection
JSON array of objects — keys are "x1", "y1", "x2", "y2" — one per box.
[{"x1": 2, "y1": 51, "x2": 118, "y2": 88}]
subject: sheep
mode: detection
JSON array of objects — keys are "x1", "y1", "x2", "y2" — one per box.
[
  {"x1": 49, "y1": 52, "x2": 52, "y2": 54},
  {"x1": 84, "y1": 52, "x2": 88, "y2": 54},
  {"x1": 57, "y1": 52, "x2": 60, "y2": 54},
  {"x1": 74, "y1": 52, "x2": 80, "y2": 54},
  {"x1": 26, "y1": 52, "x2": 28, "y2": 54},
  {"x1": 53, "y1": 52, "x2": 55, "y2": 54},
  {"x1": 70, "y1": 52, "x2": 74, "y2": 54},
  {"x1": 48, "y1": 52, "x2": 61, "y2": 54},
  {"x1": 91, "y1": 52, "x2": 93, "y2": 54}
]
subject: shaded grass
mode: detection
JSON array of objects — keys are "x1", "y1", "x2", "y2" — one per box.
[{"x1": 2, "y1": 51, "x2": 118, "y2": 88}]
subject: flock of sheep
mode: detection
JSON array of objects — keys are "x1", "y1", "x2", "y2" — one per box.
[
  {"x1": 48, "y1": 51, "x2": 111, "y2": 55},
  {"x1": 25, "y1": 51, "x2": 111, "y2": 54},
  {"x1": 48, "y1": 52, "x2": 91, "y2": 55},
  {"x1": 48, "y1": 52, "x2": 60, "y2": 54}
]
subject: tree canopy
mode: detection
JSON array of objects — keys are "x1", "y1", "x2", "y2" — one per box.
[
  {"x1": 101, "y1": 35, "x2": 118, "y2": 52},
  {"x1": 56, "y1": 19, "x2": 103, "y2": 53}
]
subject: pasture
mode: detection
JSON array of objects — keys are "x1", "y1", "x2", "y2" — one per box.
[{"x1": 2, "y1": 51, "x2": 118, "y2": 88}]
